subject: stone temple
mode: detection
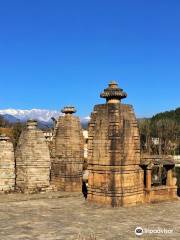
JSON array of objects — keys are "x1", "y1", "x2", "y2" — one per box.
[
  {"x1": 15, "y1": 120, "x2": 51, "y2": 193},
  {"x1": 51, "y1": 106, "x2": 84, "y2": 191},
  {"x1": 0, "y1": 135, "x2": 15, "y2": 193},
  {"x1": 88, "y1": 81, "x2": 144, "y2": 206}
]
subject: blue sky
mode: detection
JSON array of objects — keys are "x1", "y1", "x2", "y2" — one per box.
[{"x1": 0, "y1": 0, "x2": 180, "y2": 117}]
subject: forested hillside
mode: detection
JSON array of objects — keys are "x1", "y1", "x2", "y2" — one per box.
[
  {"x1": 138, "y1": 108, "x2": 180, "y2": 155},
  {"x1": 0, "y1": 115, "x2": 24, "y2": 147},
  {"x1": 151, "y1": 107, "x2": 180, "y2": 123}
]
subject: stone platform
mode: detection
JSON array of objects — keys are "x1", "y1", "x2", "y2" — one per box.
[{"x1": 0, "y1": 193, "x2": 179, "y2": 240}]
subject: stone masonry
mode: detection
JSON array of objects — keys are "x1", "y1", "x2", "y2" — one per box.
[
  {"x1": 51, "y1": 106, "x2": 84, "y2": 191},
  {"x1": 15, "y1": 120, "x2": 51, "y2": 193},
  {"x1": 0, "y1": 135, "x2": 15, "y2": 193},
  {"x1": 88, "y1": 81, "x2": 144, "y2": 207}
]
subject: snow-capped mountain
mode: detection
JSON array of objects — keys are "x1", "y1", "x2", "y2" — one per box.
[
  {"x1": 0, "y1": 109, "x2": 91, "y2": 127},
  {"x1": 0, "y1": 109, "x2": 60, "y2": 122},
  {"x1": 81, "y1": 116, "x2": 91, "y2": 129}
]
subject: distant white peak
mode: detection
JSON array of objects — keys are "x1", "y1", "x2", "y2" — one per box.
[
  {"x1": 84, "y1": 116, "x2": 91, "y2": 121},
  {"x1": 0, "y1": 109, "x2": 61, "y2": 122},
  {"x1": 0, "y1": 109, "x2": 90, "y2": 123}
]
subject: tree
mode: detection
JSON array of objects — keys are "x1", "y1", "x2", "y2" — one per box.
[
  {"x1": 138, "y1": 107, "x2": 180, "y2": 155},
  {"x1": 12, "y1": 122, "x2": 25, "y2": 148}
]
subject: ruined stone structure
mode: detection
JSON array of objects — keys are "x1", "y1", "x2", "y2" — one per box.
[
  {"x1": 0, "y1": 82, "x2": 178, "y2": 206},
  {"x1": 141, "y1": 154, "x2": 177, "y2": 202},
  {"x1": 174, "y1": 156, "x2": 180, "y2": 196},
  {"x1": 51, "y1": 106, "x2": 84, "y2": 191},
  {"x1": 88, "y1": 82, "x2": 144, "y2": 206},
  {"x1": 15, "y1": 120, "x2": 51, "y2": 193},
  {"x1": 0, "y1": 135, "x2": 15, "y2": 193}
]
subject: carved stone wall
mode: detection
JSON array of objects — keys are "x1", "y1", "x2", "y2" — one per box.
[
  {"x1": 0, "y1": 135, "x2": 15, "y2": 192},
  {"x1": 15, "y1": 120, "x2": 51, "y2": 193},
  {"x1": 88, "y1": 82, "x2": 144, "y2": 207},
  {"x1": 51, "y1": 107, "x2": 84, "y2": 191}
]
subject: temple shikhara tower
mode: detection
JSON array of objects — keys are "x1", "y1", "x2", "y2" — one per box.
[
  {"x1": 51, "y1": 106, "x2": 84, "y2": 191},
  {"x1": 15, "y1": 120, "x2": 51, "y2": 193},
  {"x1": 88, "y1": 81, "x2": 144, "y2": 206},
  {"x1": 0, "y1": 135, "x2": 15, "y2": 192}
]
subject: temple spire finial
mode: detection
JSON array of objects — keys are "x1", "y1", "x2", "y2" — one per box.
[
  {"x1": 26, "y1": 119, "x2": 38, "y2": 129},
  {"x1": 0, "y1": 134, "x2": 10, "y2": 141},
  {"x1": 100, "y1": 81, "x2": 127, "y2": 103},
  {"x1": 61, "y1": 106, "x2": 76, "y2": 115}
]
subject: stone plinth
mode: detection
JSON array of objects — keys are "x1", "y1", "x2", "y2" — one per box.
[
  {"x1": 88, "y1": 82, "x2": 144, "y2": 207},
  {"x1": 15, "y1": 120, "x2": 51, "y2": 193},
  {"x1": 0, "y1": 135, "x2": 15, "y2": 193},
  {"x1": 51, "y1": 106, "x2": 84, "y2": 192}
]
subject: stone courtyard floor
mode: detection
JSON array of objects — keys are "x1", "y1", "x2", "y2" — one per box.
[{"x1": 0, "y1": 192, "x2": 179, "y2": 240}]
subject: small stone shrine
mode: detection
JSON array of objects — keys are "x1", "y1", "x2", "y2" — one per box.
[
  {"x1": 87, "y1": 81, "x2": 144, "y2": 207},
  {"x1": 0, "y1": 135, "x2": 15, "y2": 193},
  {"x1": 141, "y1": 154, "x2": 177, "y2": 202},
  {"x1": 15, "y1": 120, "x2": 51, "y2": 193},
  {"x1": 51, "y1": 106, "x2": 84, "y2": 191}
]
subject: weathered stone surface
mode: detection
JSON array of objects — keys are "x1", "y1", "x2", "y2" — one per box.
[
  {"x1": 141, "y1": 154, "x2": 177, "y2": 202},
  {"x1": 0, "y1": 135, "x2": 15, "y2": 192},
  {"x1": 0, "y1": 193, "x2": 179, "y2": 240},
  {"x1": 15, "y1": 120, "x2": 51, "y2": 193},
  {"x1": 88, "y1": 82, "x2": 144, "y2": 207},
  {"x1": 51, "y1": 106, "x2": 84, "y2": 191}
]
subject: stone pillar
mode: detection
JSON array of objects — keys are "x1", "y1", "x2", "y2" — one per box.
[
  {"x1": 167, "y1": 169, "x2": 173, "y2": 187},
  {"x1": 0, "y1": 135, "x2": 15, "y2": 192},
  {"x1": 15, "y1": 120, "x2": 51, "y2": 193},
  {"x1": 51, "y1": 106, "x2": 84, "y2": 192},
  {"x1": 88, "y1": 81, "x2": 144, "y2": 207},
  {"x1": 146, "y1": 168, "x2": 152, "y2": 191}
]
